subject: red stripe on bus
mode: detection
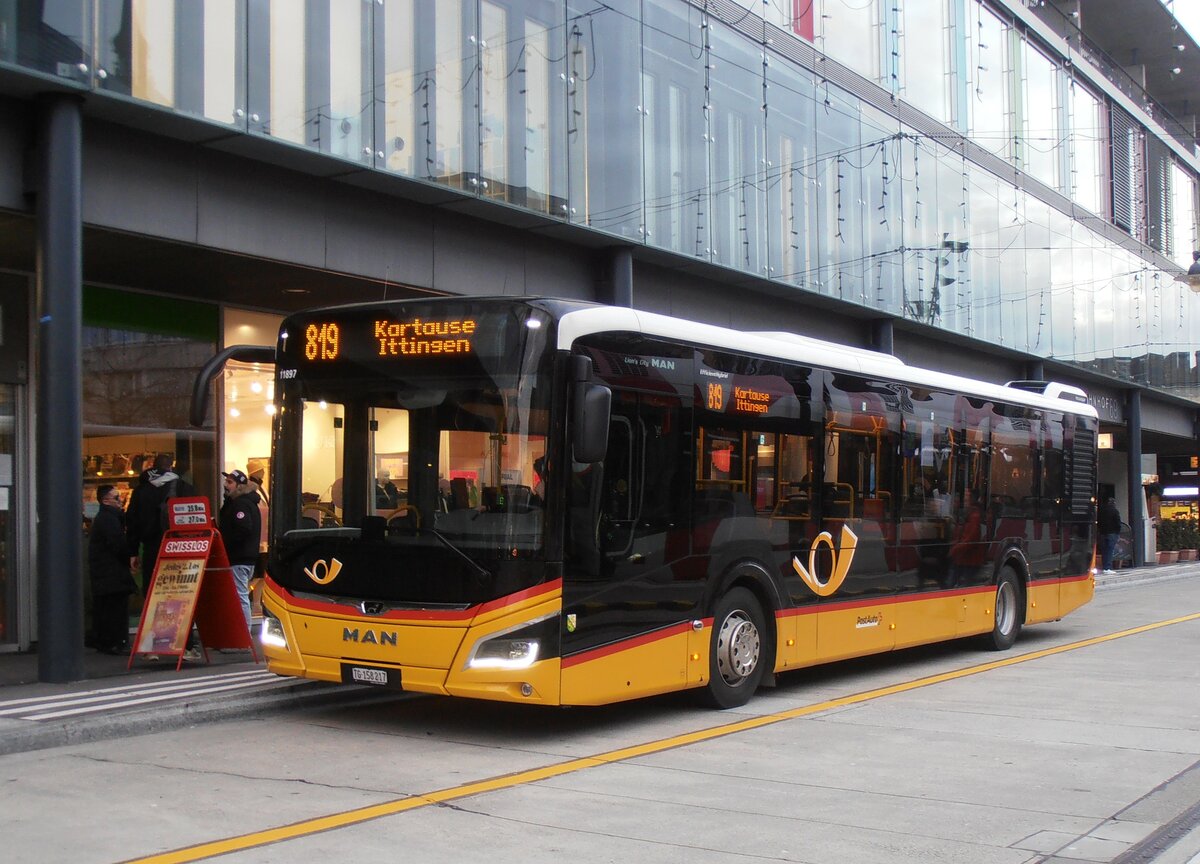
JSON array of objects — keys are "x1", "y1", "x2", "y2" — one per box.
[
  {"x1": 265, "y1": 575, "x2": 561, "y2": 623},
  {"x1": 561, "y1": 620, "x2": 697, "y2": 669}
]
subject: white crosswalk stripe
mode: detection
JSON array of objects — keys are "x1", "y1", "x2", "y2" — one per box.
[{"x1": 0, "y1": 668, "x2": 312, "y2": 722}]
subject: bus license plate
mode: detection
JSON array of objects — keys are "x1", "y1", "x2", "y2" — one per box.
[{"x1": 341, "y1": 664, "x2": 400, "y2": 688}]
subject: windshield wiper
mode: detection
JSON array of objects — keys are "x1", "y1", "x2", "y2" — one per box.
[{"x1": 420, "y1": 524, "x2": 492, "y2": 582}]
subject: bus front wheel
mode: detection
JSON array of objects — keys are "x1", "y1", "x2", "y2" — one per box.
[
  {"x1": 699, "y1": 587, "x2": 767, "y2": 709},
  {"x1": 983, "y1": 567, "x2": 1023, "y2": 651}
]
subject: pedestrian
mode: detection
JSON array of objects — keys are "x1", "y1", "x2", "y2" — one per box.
[
  {"x1": 249, "y1": 469, "x2": 270, "y2": 618},
  {"x1": 219, "y1": 469, "x2": 261, "y2": 630},
  {"x1": 88, "y1": 485, "x2": 137, "y2": 654},
  {"x1": 1098, "y1": 496, "x2": 1122, "y2": 574},
  {"x1": 1189, "y1": 250, "x2": 1200, "y2": 276},
  {"x1": 125, "y1": 453, "x2": 195, "y2": 594}
]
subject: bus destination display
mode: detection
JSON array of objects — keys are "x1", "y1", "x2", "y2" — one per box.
[{"x1": 300, "y1": 317, "x2": 478, "y2": 362}]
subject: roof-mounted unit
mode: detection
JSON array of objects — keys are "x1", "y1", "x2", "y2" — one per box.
[{"x1": 1005, "y1": 380, "x2": 1089, "y2": 404}]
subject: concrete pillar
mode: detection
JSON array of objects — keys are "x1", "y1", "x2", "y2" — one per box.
[
  {"x1": 1126, "y1": 389, "x2": 1144, "y2": 568},
  {"x1": 35, "y1": 95, "x2": 84, "y2": 682},
  {"x1": 871, "y1": 319, "x2": 894, "y2": 355}
]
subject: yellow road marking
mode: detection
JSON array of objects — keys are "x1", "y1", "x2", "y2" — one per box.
[{"x1": 123, "y1": 612, "x2": 1200, "y2": 864}]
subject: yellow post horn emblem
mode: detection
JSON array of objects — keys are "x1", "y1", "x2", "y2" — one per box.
[
  {"x1": 303, "y1": 558, "x2": 343, "y2": 585},
  {"x1": 793, "y1": 525, "x2": 859, "y2": 597}
]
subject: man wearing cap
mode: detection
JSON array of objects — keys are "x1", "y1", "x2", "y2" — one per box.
[{"x1": 219, "y1": 469, "x2": 261, "y2": 629}]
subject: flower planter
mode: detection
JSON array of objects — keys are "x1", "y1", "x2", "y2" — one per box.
[
  {"x1": 1178, "y1": 549, "x2": 1199, "y2": 562},
  {"x1": 1157, "y1": 550, "x2": 1180, "y2": 564}
]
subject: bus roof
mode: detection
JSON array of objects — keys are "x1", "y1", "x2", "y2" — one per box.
[{"x1": 556, "y1": 305, "x2": 1099, "y2": 419}]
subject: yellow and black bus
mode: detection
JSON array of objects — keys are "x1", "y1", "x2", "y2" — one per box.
[{"x1": 213, "y1": 296, "x2": 1098, "y2": 708}]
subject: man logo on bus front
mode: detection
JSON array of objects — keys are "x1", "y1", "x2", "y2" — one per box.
[{"x1": 793, "y1": 525, "x2": 859, "y2": 597}]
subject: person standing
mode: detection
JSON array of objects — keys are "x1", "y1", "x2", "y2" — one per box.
[
  {"x1": 219, "y1": 469, "x2": 261, "y2": 629},
  {"x1": 1188, "y1": 250, "x2": 1200, "y2": 276},
  {"x1": 126, "y1": 453, "x2": 195, "y2": 594},
  {"x1": 89, "y1": 485, "x2": 137, "y2": 654},
  {"x1": 1098, "y1": 496, "x2": 1122, "y2": 575}
]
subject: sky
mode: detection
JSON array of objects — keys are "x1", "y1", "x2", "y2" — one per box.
[{"x1": 1169, "y1": 0, "x2": 1200, "y2": 43}]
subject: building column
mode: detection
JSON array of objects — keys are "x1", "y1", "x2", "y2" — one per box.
[
  {"x1": 871, "y1": 319, "x2": 894, "y2": 355},
  {"x1": 1026, "y1": 360, "x2": 1044, "y2": 381},
  {"x1": 1126, "y1": 389, "x2": 1144, "y2": 568},
  {"x1": 608, "y1": 247, "x2": 633, "y2": 308},
  {"x1": 35, "y1": 95, "x2": 84, "y2": 682}
]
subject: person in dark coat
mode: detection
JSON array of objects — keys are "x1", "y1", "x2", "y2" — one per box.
[
  {"x1": 89, "y1": 485, "x2": 136, "y2": 654},
  {"x1": 1098, "y1": 497, "x2": 1122, "y2": 574},
  {"x1": 125, "y1": 453, "x2": 195, "y2": 593},
  {"x1": 219, "y1": 469, "x2": 261, "y2": 628}
]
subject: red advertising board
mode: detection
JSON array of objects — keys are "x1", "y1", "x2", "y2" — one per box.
[{"x1": 128, "y1": 497, "x2": 260, "y2": 669}]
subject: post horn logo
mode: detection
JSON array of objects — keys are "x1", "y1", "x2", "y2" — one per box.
[
  {"x1": 303, "y1": 558, "x2": 343, "y2": 585},
  {"x1": 793, "y1": 525, "x2": 859, "y2": 597}
]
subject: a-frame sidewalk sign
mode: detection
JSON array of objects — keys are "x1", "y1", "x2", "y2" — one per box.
[{"x1": 128, "y1": 496, "x2": 260, "y2": 670}]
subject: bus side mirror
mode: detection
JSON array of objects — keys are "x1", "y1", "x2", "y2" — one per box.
[{"x1": 570, "y1": 355, "x2": 610, "y2": 464}]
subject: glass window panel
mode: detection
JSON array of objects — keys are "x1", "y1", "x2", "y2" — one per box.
[
  {"x1": 709, "y1": 22, "x2": 765, "y2": 274},
  {"x1": 933, "y1": 146, "x2": 969, "y2": 331},
  {"x1": 480, "y1": 1, "x2": 508, "y2": 198},
  {"x1": 642, "y1": 0, "x2": 708, "y2": 258},
  {"x1": 861, "y1": 105, "x2": 902, "y2": 311},
  {"x1": 4, "y1": 0, "x2": 92, "y2": 82},
  {"x1": 131, "y1": 0, "x2": 175, "y2": 106},
  {"x1": 966, "y1": 163, "x2": 1001, "y2": 342},
  {"x1": 524, "y1": 19, "x2": 552, "y2": 211},
  {"x1": 328, "y1": 0, "x2": 368, "y2": 162},
  {"x1": 1069, "y1": 79, "x2": 1102, "y2": 215},
  {"x1": 815, "y1": 87, "x2": 861, "y2": 298},
  {"x1": 966, "y1": 0, "x2": 1011, "y2": 161},
  {"x1": 268, "y1": 0, "x2": 306, "y2": 144},
  {"x1": 818, "y1": 0, "x2": 880, "y2": 82},
  {"x1": 566, "y1": 0, "x2": 643, "y2": 239},
  {"x1": 1047, "y1": 208, "x2": 1073, "y2": 359},
  {"x1": 996, "y1": 187, "x2": 1026, "y2": 351},
  {"x1": 378, "y1": 0, "x2": 476, "y2": 189},
  {"x1": 1070, "y1": 223, "x2": 1095, "y2": 362},
  {"x1": 1091, "y1": 246, "x2": 1116, "y2": 373},
  {"x1": 380, "y1": 0, "x2": 417, "y2": 176},
  {"x1": 1024, "y1": 198, "x2": 1050, "y2": 354},
  {"x1": 902, "y1": 0, "x2": 952, "y2": 123},
  {"x1": 95, "y1": 0, "x2": 241, "y2": 126},
  {"x1": 203, "y1": 0, "x2": 240, "y2": 125},
  {"x1": 1021, "y1": 40, "x2": 1060, "y2": 189},
  {"x1": 766, "y1": 53, "x2": 816, "y2": 289},
  {"x1": 1171, "y1": 163, "x2": 1197, "y2": 269}
]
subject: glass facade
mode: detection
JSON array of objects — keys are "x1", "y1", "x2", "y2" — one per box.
[{"x1": 1, "y1": 0, "x2": 1198, "y2": 401}]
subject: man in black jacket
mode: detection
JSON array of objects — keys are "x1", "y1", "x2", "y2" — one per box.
[
  {"x1": 89, "y1": 485, "x2": 136, "y2": 654},
  {"x1": 219, "y1": 469, "x2": 261, "y2": 629},
  {"x1": 1098, "y1": 497, "x2": 1122, "y2": 574},
  {"x1": 126, "y1": 453, "x2": 195, "y2": 594}
]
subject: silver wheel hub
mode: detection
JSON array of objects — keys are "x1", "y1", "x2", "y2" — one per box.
[
  {"x1": 996, "y1": 580, "x2": 1016, "y2": 635},
  {"x1": 716, "y1": 610, "x2": 760, "y2": 686}
]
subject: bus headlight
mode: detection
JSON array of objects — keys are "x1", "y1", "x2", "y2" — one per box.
[
  {"x1": 471, "y1": 638, "x2": 540, "y2": 669},
  {"x1": 260, "y1": 608, "x2": 289, "y2": 650},
  {"x1": 466, "y1": 615, "x2": 558, "y2": 670}
]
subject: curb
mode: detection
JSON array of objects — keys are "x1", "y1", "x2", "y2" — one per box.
[{"x1": 0, "y1": 679, "x2": 404, "y2": 757}]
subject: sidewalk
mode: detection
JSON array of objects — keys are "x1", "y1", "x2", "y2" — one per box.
[
  {"x1": 0, "y1": 634, "x2": 395, "y2": 756},
  {"x1": 0, "y1": 561, "x2": 1197, "y2": 759}
]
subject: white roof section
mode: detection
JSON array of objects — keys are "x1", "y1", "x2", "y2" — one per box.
[{"x1": 557, "y1": 306, "x2": 1098, "y2": 419}]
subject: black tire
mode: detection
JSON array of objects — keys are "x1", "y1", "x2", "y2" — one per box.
[
  {"x1": 983, "y1": 566, "x2": 1023, "y2": 651},
  {"x1": 698, "y1": 587, "x2": 768, "y2": 709}
]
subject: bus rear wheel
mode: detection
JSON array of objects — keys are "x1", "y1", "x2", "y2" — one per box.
[
  {"x1": 699, "y1": 587, "x2": 767, "y2": 709},
  {"x1": 983, "y1": 567, "x2": 1023, "y2": 651}
]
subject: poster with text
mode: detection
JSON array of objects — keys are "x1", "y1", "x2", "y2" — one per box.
[{"x1": 136, "y1": 556, "x2": 205, "y2": 654}]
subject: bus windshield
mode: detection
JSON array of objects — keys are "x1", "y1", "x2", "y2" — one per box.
[{"x1": 270, "y1": 301, "x2": 556, "y2": 606}]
